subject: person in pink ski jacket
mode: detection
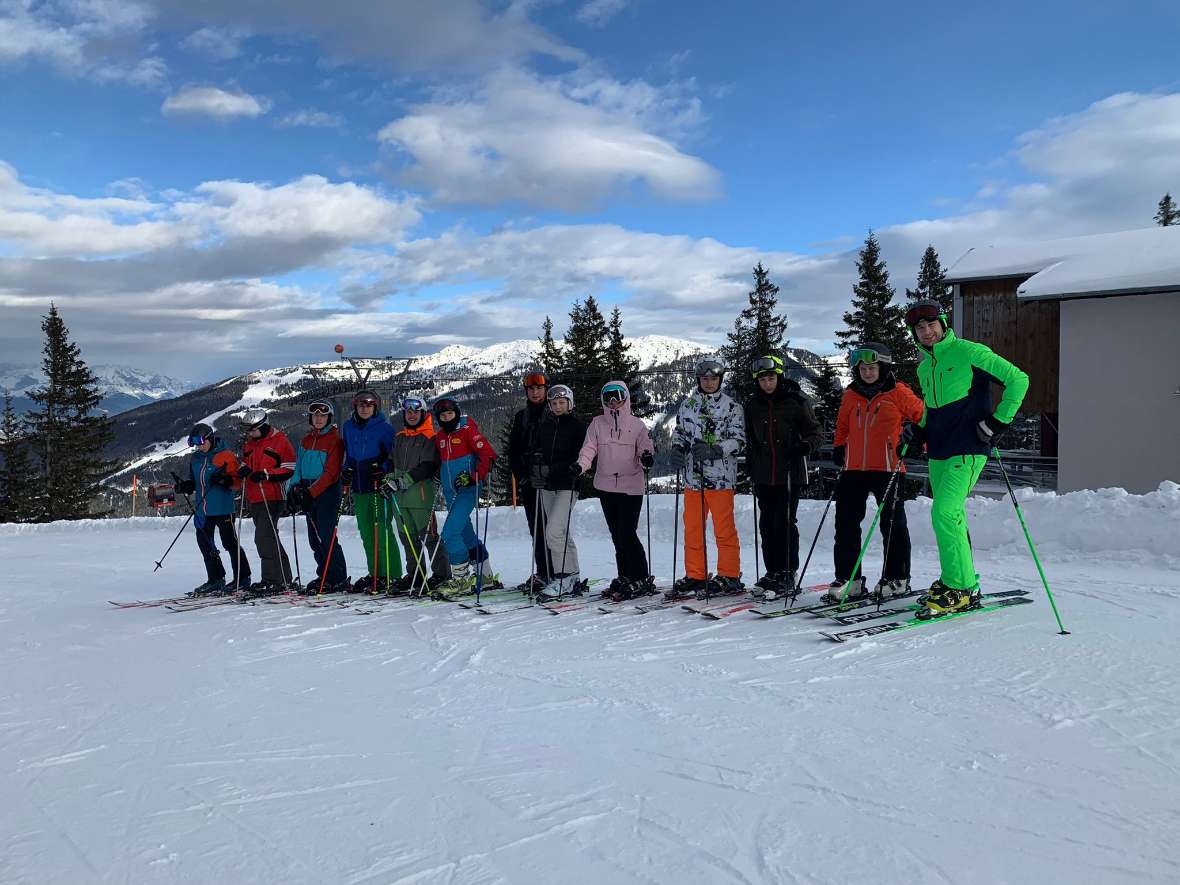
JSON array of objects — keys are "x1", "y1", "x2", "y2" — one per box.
[{"x1": 573, "y1": 381, "x2": 656, "y2": 600}]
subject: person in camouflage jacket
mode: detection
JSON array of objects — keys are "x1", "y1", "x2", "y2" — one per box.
[{"x1": 669, "y1": 359, "x2": 745, "y2": 594}]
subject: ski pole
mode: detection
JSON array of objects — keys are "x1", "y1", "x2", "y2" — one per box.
[
  {"x1": 389, "y1": 493, "x2": 428, "y2": 592},
  {"x1": 672, "y1": 467, "x2": 681, "y2": 590},
  {"x1": 790, "y1": 468, "x2": 842, "y2": 610},
  {"x1": 835, "y1": 449, "x2": 906, "y2": 606},
  {"x1": 152, "y1": 510, "x2": 193, "y2": 571},
  {"x1": 992, "y1": 448, "x2": 1069, "y2": 635},
  {"x1": 317, "y1": 490, "x2": 349, "y2": 595}
]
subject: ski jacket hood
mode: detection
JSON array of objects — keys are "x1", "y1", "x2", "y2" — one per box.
[{"x1": 576, "y1": 379, "x2": 653, "y2": 496}]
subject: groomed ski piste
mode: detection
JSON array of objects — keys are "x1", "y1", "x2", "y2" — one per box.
[{"x1": 4, "y1": 483, "x2": 1180, "y2": 884}]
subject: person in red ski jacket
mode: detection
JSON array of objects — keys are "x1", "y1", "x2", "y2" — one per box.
[{"x1": 236, "y1": 407, "x2": 296, "y2": 593}]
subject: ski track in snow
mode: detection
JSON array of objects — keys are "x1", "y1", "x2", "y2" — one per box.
[{"x1": 3, "y1": 490, "x2": 1180, "y2": 883}]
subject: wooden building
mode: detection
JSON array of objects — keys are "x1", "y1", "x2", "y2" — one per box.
[{"x1": 945, "y1": 226, "x2": 1180, "y2": 493}]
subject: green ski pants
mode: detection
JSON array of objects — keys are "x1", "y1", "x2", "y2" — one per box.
[
  {"x1": 354, "y1": 491, "x2": 402, "y2": 579},
  {"x1": 927, "y1": 455, "x2": 987, "y2": 590}
]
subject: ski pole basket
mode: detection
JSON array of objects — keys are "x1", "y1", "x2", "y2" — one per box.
[{"x1": 147, "y1": 483, "x2": 176, "y2": 513}]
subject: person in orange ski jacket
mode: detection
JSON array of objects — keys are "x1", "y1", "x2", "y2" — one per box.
[{"x1": 828, "y1": 341, "x2": 925, "y2": 602}]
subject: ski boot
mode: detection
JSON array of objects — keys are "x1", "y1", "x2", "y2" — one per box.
[
  {"x1": 759, "y1": 572, "x2": 797, "y2": 602},
  {"x1": 820, "y1": 576, "x2": 866, "y2": 606},
  {"x1": 665, "y1": 576, "x2": 708, "y2": 601},
  {"x1": 915, "y1": 582, "x2": 981, "y2": 620},
  {"x1": 432, "y1": 562, "x2": 473, "y2": 599},
  {"x1": 707, "y1": 575, "x2": 745, "y2": 597},
  {"x1": 873, "y1": 578, "x2": 911, "y2": 601}
]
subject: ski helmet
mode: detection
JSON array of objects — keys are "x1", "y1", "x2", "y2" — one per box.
[
  {"x1": 848, "y1": 342, "x2": 893, "y2": 368},
  {"x1": 352, "y1": 390, "x2": 380, "y2": 412},
  {"x1": 547, "y1": 384, "x2": 575, "y2": 410},
  {"x1": 239, "y1": 407, "x2": 268, "y2": 432},
  {"x1": 905, "y1": 299, "x2": 949, "y2": 332},
  {"x1": 750, "y1": 354, "x2": 784, "y2": 379},
  {"x1": 600, "y1": 381, "x2": 628, "y2": 408},
  {"x1": 187, "y1": 423, "x2": 214, "y2": 447},
  {"x1": 307, "y1": 400, "x2": 333, "y2": 425},
  {"x1": 522, "y1": 371, "x2": 547, "y2": 388}
]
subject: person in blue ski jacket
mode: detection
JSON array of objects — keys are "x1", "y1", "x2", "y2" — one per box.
[{"x1": 172, "y1": 422, "x2": 251, "y2": 594}]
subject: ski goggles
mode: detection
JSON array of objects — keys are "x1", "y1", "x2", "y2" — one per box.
[
  {"x1": 601, "y1": 383, "x2": 628, "y2": 405},
  {"x1": 696, "y1": 359, "x2": 724, "y2": 378},
  {"x1": 523, "y1": 373, "x2": 547, "y2": 388},
  {"x1": 401, "y1": 397, "x2": 424, "y2": 412},
  {"x1": 751, "y1": 356, "x2": 783, "y2": 376},
  {"x1": 308, "y1": 401, "x2": 332, "y2": 415},
  {"x1": 905, "y1": 302, "x2": 944, "y2": 326},
  {"x1": 187, "y1": 433, "x2": 208, "y2": 447},
  {"x1": 848, "y1": 347, "x2": 892, "y2": 367}
]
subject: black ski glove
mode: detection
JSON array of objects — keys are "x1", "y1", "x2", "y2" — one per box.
[
  {"x1": 831, "y1": 445, "x2": 845, "y2": 469},
  {"x1": 976, "y1": 414, "x2": 1008, "y2": 445}
]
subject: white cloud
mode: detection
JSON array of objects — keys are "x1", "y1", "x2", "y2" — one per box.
[
  {"x1": 161, "y1": 86, "x2": 270, "y2": 119},
  {"x1": 276, "y1": 109, "x2": 344, "y2": 129},
  {"x1": 180, "y1": 25, "x2": 249, "y2": 60},
  {"x1": 0, "y1": 0, "x2": 165, "y2": 86},
  {"x1": 577, "y1": 0, "x2": 630, "y2": 27},
  {"x1": 378, "y1": 67, "x2": 718, "y2": 209}
]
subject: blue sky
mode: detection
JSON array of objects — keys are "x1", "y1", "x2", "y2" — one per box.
[{"x1": 1, "y1": 0, "x2": 1178, "y2": 380}]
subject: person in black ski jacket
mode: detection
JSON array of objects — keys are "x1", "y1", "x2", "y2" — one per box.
[
  {"x1": 743, "y1": 355, "x2": 823, "y2": 600},
  {"x1": 505, "y1": 371, "x2": 553, "y2": 591},
  {"x1": 530, "y1": 385, "x2": 588, "y2": 597}
]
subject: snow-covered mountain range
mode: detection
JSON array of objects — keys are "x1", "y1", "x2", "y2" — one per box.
[{"x1": 0, "y1": 363, "x2": 197, "y2": 416}]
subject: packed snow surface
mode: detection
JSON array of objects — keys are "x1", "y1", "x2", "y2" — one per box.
[{"x1": 4, "y1": 483, "x2": 1180, "y2": 883}]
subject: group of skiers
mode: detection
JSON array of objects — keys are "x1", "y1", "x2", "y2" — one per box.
[{"x1": 174, "y1": 298, "x2": 1028, "y2": 620}]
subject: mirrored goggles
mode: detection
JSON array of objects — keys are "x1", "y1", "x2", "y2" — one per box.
[
  {"x1": 401, "y1": 397, "x2": 424, "y2": 412},
  {"x1": 751, "y1": 356, "x2": 781, "y2": 374}
]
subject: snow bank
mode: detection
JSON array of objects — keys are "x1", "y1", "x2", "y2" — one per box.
[{"x1": 10, "y1": 481, "x2": 1180, "y2": 562}]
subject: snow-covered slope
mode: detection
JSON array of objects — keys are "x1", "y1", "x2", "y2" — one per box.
[{"x1": 3, "y1": 484, "x2": 1178, "y2": 883}]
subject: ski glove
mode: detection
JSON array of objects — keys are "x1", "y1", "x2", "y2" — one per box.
[
  {"x1": 452, "y1": 470, "x2": 475, "y2": 490},
  {"x1": 899, "y1": 422, "x2": 924, "y2": 454},
  {"x1": 236, "y1": 464, "x2": 252, "y2": 480},
  {"x1": 976, "y1": 414, "x2": 1008, "y2": 445},
  {"x1": 831, "y1": 445, "x2": 845, "y2": 469},
  {"x1": 668, "y1": 447, "x2": 688, "y2": 470},
  {"x1": 691, "y1": 440, "x2": 724, "y2": 462},
  {"x1": 639, "y1": 451, "x2": 654, "y2": 470}
]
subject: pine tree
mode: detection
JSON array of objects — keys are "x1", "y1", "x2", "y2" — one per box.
[
  {"x1": 24, "y1": 304, "x2": 115, "y2": 521},
  {"x1": 538, "y1": 316, "x2": 564, "y2": 376},
  {"x1": 1155, "y1": 192, "x2": 1180, "y2": 226},
  {"x1": 0, "y1": 390, "x2": 35, "y2": 523},
  {"x1": 561, "y1": 296, "x2": 611, "y2": 423},
  {"x1": 720, "y1": 263, "x2": 790, "y2": 403},
  {"x1": 811, "y1": 360, "x2": 844, "y2": 436},
  {"x1": 836, "y1": 232, "x2": 919, "y2": 388},
  {"x1": 906, "y1": 245, "x2": 953, "y2": 313}
]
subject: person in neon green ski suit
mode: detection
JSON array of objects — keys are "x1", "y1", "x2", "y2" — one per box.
[{"x1": 902, "y1": 300, "x2": 1029, "y2": 618}]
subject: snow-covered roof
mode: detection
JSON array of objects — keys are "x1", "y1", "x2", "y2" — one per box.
[{"x1": 944, "y1": 225, "x2": 1180, "y2": 301}]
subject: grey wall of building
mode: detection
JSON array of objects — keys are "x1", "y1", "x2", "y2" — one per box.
[{"x1": 1058, "y1": 292, "x2": 1180, "y2": 493}]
